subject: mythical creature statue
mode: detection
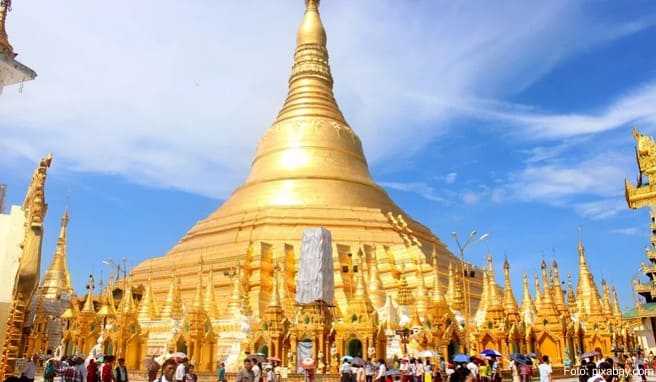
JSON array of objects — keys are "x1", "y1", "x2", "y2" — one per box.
[{"x1": 633, "y1": 128, "x2": 656, "y2": 186}]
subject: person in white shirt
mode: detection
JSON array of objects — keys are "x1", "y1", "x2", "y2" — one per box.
[
  {"x1": 466, "y1": 361, "x2": 478, "y2": 378},
  {"x1": 537, "y1": 356, "x2": 552, "y2": 382},
  {"x1": 375, "y1": 359, "x2": 387, "y2": 382},
  {"x1": 21, "y1": 355, "x2": 38, "y2": 382},
  {"x1": 175, "y1": 359, "x2": 187, "y2": 382},
  {"x1": 252, "y1": 361, "x2": 262, "y2": 382}
]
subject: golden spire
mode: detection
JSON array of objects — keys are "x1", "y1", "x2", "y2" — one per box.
[
  {"x1": 566, "y1": 273, "x2": 577, "y2": 314},
  {"x1": 81, "y1": 274, "x2": 95, "y2": 313},
  {"x1": 575, "y1": 238, "x2": 603, "y2": 318},
  {"x1": 40, "y1": 209, "x2": 74, "y2": 299},
  {"x1": 502, "y1": 257, "x2": 519, "y2": 317},
  {"x1": 414, "y1": 256, "x2": 429, "y2": 318},
  {"x1": 520, "y1": 273, "x2": 536, "y2": 325},
  {"x1": 474, "y1": 271, "x2": 489, "y2": 327},
  {"x1": 367, "y1": 250, "x2": 386, "y2": 310},
  {"x1": 191, "y1": 274, "x2": 204, "y2": 312},
  {"x1": 268, "y1": 265, "x2": 282, "y2": 308},
  {"x1": 350, "y1": 260, "x2": 374, "y2": 316},
  {"x1": 611, "y1": 286, "x2": 622, "y2": 319},
  {"x1": 539, "y1": 260, "x2": 558, "y2": 316},
  {"x1": 431, "y1": 256, "x2": 449, "y2": 318},
  {"x1": 533, "y1": 272, "x2": 543, "y2": 310},
  {"x1": 0, "y1": 0, "x2": 14, "y2": 56},
  {"x1": 550, "y1": 260, "x2": 567, "y2": 314},
  {"x1": 486, "y1": 255, "x2": 502, "y2": 312},
  {"x1": 160, "y1": 275, "x2": 183, "y2": 320},
  {"x1": 445, "y1": 263, "x2": 463, "y2": 312},
  {"x1": 276, "y1": 0, "x2": 344, "y2": 124},
  {"x1": 137, "y1": 274, "x2": 159, "y2": 321},
  {"x1": 227, "y1": 267, "x2": 243, "y2": 316},
  {"x1": 204, "y1": 270, "x2": 220, "y2": 319},
  {"x1": 396, "y1": 264, "x2": 413, "y2": 307},
  {"x1": 119, "y1": 281, "x2": 135, "y2": 314},
  {"x1": 601, "y1": 280, "x2": 613, "y2": 317}
]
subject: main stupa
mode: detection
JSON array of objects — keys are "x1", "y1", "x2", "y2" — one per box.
[{"x1": 131, "y1": 0, "x2": 481, "y2": 318}]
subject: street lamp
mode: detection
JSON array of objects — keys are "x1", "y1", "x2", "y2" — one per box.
[{"x1": 451, "y1": 230, "x2": 489, "y2": 353}]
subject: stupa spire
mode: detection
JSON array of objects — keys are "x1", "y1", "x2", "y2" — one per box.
[
  {"x1": 137, "y1": 274, "x2": 158, "y2": 321},
  {"x1": 446, "y1": 263, "x2": 463, "y2": 312},
  {"x1": 566, "y1": 273, "x2": 577, "y2": 314},
  {"x1": 502, "y1": 257, "x2": 519, "y2": 317},
  {"x1": 204, "y1": 271, "x2": 220, "y2": 319},
  {"x1": 227, "y1": 266, "x2": 243, "y2": 316},
  {"x1": 486, "y1": 255, "x2": 502, "y2": 312},
  {"x1": 551, "y1": 260, "x2": 567, "y2": 314},
  {"x1": 119, "y1": 281, "x2": 135, "y2": 314},
  {"x1": 268, "y1": 265, "x2": 282, "y2": 308},
  {"x1": 520, "y1": 273, "x2": 536, "y2": 325},
  {"x1": 191, "y1": 275, "x2": 204, "y2": 312},
  {"x1": 276, "y1": 0, "x2": 344, "y2": 124},
  {"x1": 601, "y1": 279, "x2": 613, "y2": 317},
  {"x1": 611, "y1": 286, "x2": 622, "y2": 319},
  {"x1": 414, "y1": 256, "x2": 429, "y2": 318},
  {"x1": 367, "y1": 250, "x2": 386, "y2": 310},
  {"x1": 397, "y1": 264, "x2": 413, "y2": 307},
  {"x1": 81, "y1": 274, "x2": 95, "y2": 313},
  {"x1": 533, "y1": 272, "x2": 543, "y2": 310},
  {"x1": 431, "y1": 256, "x2": 449, "y2": 318},
  {"x1": 160, "y1": 275, "x2": 183, "y2": 320},
  {"x1": 474, "y1": 271, "x2": 490, "y2": 327},
  {"x1": 575, "y1": 238, "x2": 604, "y2": 318},
  {"x1": 40, "y1": 209, "x2": 74, "y2": 299}
]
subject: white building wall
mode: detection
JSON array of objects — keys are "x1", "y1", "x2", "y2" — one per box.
[{"x1": 0, "y1": 205, "x2": 26, "y2": 353}]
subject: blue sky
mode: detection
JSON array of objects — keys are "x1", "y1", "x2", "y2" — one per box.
[{"x1": 1, "y1": 1, "x2": 656, "y2": 308}]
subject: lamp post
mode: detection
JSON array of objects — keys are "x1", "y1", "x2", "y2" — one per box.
[{"x1": 451, "y1": 230, "x2": 489, "y2": 354}]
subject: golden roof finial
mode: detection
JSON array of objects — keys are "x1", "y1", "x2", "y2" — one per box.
[
  {"x1": 81, "y1": 274, "x2": 95, "y2": 313},
  {"x1": 137, "y1": 272, "x2": 158, "y2": 321},
  {"x1": 611, "y1": 286, "x2": 622, "y2": 319},
  {"x1": 431, "y1": 256, "x2": 448, "y2": 314},
  {"x1": 520, "y1": 273, "x2": 536, "y2": 325},
  {"x1": 268, "y1": 262, "x2": 282, "y2": 308},
  {"x1": 601, "y1": 279, "x2": 613, "y2": 317},
  {"x1": 367, "y1": 250, "x2": 386, "y2": 310},
  {"x1": 396, "y1": 262, "x2": 413, "y2": 306},
  {"x1": 414, "y1": 255, "x2": 429, "y2": 317},
  {"x1": 161, "y1": 274, "x2": 182, "y2": 320},
  {"x1": 533, "y1": 272, "x2": 543, "y2": 309},
  {"x1": 474, "y1": 271, "x2": 490, "y2": 328},
  {"x1": 0, "y1": 0, "x2": 14, "y2": 56},
  {"x1": 275, "y1": 0, "x2": 344, "y2": 124},
  {"x1": 575, "y1": 236, "x2": 604, "y2": 318},
  {"x1": 487, "y1": 255, "x2": 502, "y2": 311},
  {"x1": 204, "y1": 270, "x2": 220, "y2": 319},
  {"x1": 502, "y1": 257, "x2": 519, "y2": 317},
  {"x1": 550, "y1": 260, "x2": 567, "y2": 313},
  {"x1": 119, "y1": 281, "x2": 135, "y2": 314},
  {"x1": 227, "y1": 266, "x2": 243, "y2": 316},
  {"x1": 40, "y1": 209, "x2": 74, "y2": 299}
]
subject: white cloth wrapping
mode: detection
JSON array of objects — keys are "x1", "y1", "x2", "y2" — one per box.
[{"x1": 295, "y1": 227, "x2": 334, "y2": 305}]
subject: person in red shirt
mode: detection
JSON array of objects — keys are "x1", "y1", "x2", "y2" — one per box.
[
  {"x1": 102, "y1": 356, "x2": 116, "y2": 382},
  {"x1": 87, "y1": 358, "x2": 98, "y2": 382}
]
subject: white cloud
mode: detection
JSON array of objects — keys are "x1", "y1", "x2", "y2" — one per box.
[
  {"x1": 462, "y1": 81, "x2": 656, "y2": 139},
  {"x1": 462, "y1": 192, "x2": 480, "y2": 205},
  {"x1": 574, "y1": 199, "x2": 628, "y2": 220},
  {"x1": 0, "y1": 1, "x2": 652, "y2": 197},
  {"x1": 445, "y1": 172, "x2": 458, "y2": 184},
  {"x1": 610, "y1": 227, "x2": 644, "y2": 236},
  {"x1": 510, "y1": 153, "x2": 629, "y2": 203},
  {"x1": 379, "y1": 182, "x2": 449, "y2": 204}
]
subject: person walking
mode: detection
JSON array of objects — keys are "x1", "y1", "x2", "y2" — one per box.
[
  {"x1": 340, "y1": 359, "x2": 353, "y2": 382},
  {"x1": 175, "y1": 358, "x2": 187, "y2": 382},
  {"x1": 236, "y1": 359, "x2": 256, "y2": 382},
  {"x1": 184, "y1": 365, "x2": 198, "y2": 382},
  {"x1": 114, "y1": 358, "x2": 129, "y2": 382},
  {"x1": 375, "y1": 359, "x2": 387, "y2": 382},
  {"x1": 538, "y1": 356, "x2": 552, "y2": 382},
  {"x1": 86, "y1": 358, "x2": 98, "y2": 382},
  {"x1": 217, "y1": 362, "x2": 226, "y2": 382},
  {"x1": 101, "y1": 356, "x2": 116, "y2": 382},
  {"x1": 159, "y1": 359, "x2": 178, "y2": 382},
  {"x1": 21, "y1": 355, "x2": 37, "y2": 382},
  {"x1": 365, "y1": 360, "x2": 375, "y2": 382},
  {"x1": 519, "y1": 359, "x2": 532, "y2": 382}
]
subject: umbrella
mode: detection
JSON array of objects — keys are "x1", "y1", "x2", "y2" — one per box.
[
  {"x1": 418, "y1": 351, "x2": 435, "y2": 358},
  {"x1": 580, "y1": 351, "x2": 600, "y2": 360},
  {"x1": 511, "y1": 354, "x2": 530, "y2": 365},
  {"x1": 480, "y1": 349, "x2": 501, "y2": 357},
  {"x1": 386, "y1": 369, "x2": 401, "y2": 377},
  {"x1": 351, "y1": 357, "x2": 365, "y2": 367},
  {"x1": 527, "y1": 353, "x2": 538, "y2": 358},
  {"x1": 342, "y1": 355, "x2": 354, "y2": 362},
  {"x1": 453, "y1": 354, "x2": 470, "y2": 363}
]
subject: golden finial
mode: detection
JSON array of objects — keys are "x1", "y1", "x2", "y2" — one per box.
[
  {"x1": 502, "y1": 257, "x2": 519, "y2": 316},
  {"x1": 204, "y1": 269, "x2": 219, "y2": 319},
  {"x1": 275, "y1": 0, "x2": 344, "y2": 124},
  {"x1": 550, "y1": 260, "x2": 567, "y2": 313},
  {"x1": 396, "y1": 262, "x2": 413, "y2": 306},
  {"x1": 533, "y1": 272, "x2": 543, "y2": 309},
  {"x1": 611, "y1": 286, "x2": 622, "y2": 319},
  {"x1": 137, "y1": 272, "x2": 158, "y2": 321},
  {"x1": 431, "y1": 255, "x2": 448, "y2": 313},
  {"x1": 40, "y1": 209, "x2": 74, "y2": 298},
  {"x1": 268, "y1": 262, "x2": 282, "y2": 308},
  {"x1": 601, "y1": 279, "x2": 613, "y2": 317},
  {"x1": 120, "y1": 281, "x2": 135, "y2": 314},
  {"x1": 81, "y1": 274, "x2": 95, "y2": 313},
  {"x1": 520, "y1": 273, "x2": 536, "y2": 325},
  {"x1": 414, "y1": 254, "x2": 429, "y2": 317},
  {"x1": 575, "y1": 235, "x2": 604, "y2": 318},
  {"x1": 367, "y1": 250, "x2": 385, "y2": 310},
  {"x1": 486, "y1": 255, "x2": 502, "y2": 311},
  {"x1": 474, "y1": 271, "x2": 490, "y2": 328},
  {"x1": 161, "y1": 274, "x2": 182, "y2": 320},
  {"x1": 226, "y1": 266, "x2": 243, "y2": 316}
]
